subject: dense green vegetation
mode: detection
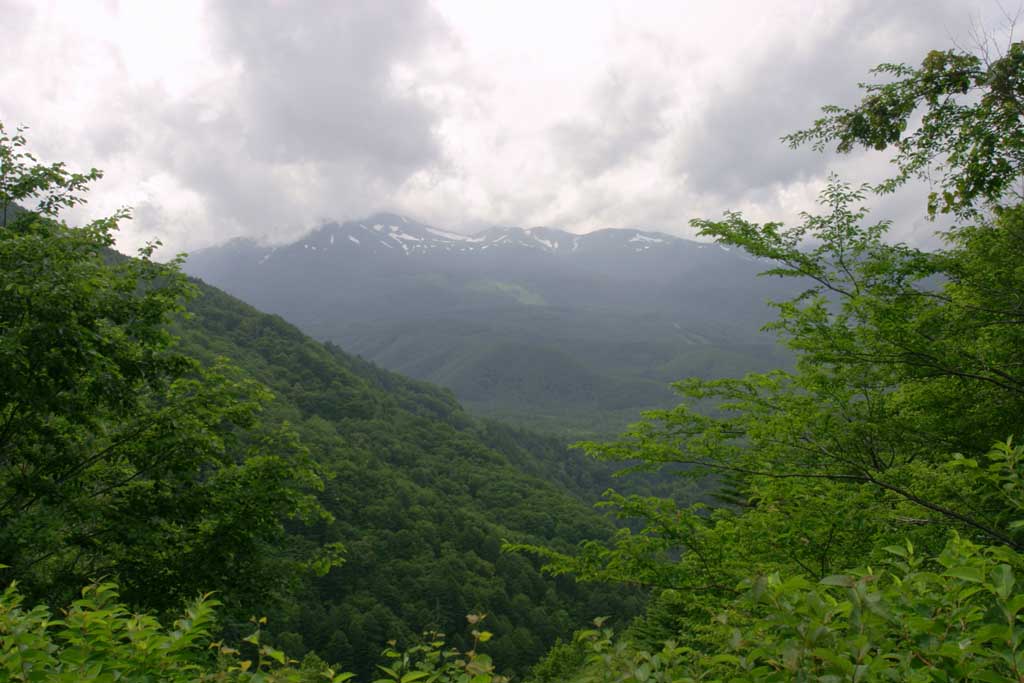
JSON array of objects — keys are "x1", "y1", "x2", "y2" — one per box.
[
  {"x1": 0, "y1": 122, "x2": 643, "y2": 680},
  {"x1": 4, "y1": 38, "x2": 1024, "y2": 682},
  {"x1": 513, "y1": 40, "x2": 1024, "y2": 681},
  {"x1": 0, "y1": 124, "x2": 330, "y2": 616},
  {"x1": 336, "y1": 313, "x2": 790, "y2": 439},
  {"x1": 177, "y1": 279, "x2": 647, "y2": 678},
  {"x1": 0, "y1": 579, "x2": 511, "y2": 682}
]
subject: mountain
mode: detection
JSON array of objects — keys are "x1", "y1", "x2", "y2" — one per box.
[{"x1": 185, "y1": 213, "x2": 795, "y2": 436}]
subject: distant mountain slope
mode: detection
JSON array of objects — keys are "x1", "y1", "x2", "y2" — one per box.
[
  {"x1": 175, "y1": 278, "x2": 645, "y2": 678},
  {"x1": 186, "y1": 213, "x2": 795, "y2": 435}
]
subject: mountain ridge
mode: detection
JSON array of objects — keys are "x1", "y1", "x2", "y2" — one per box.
[
  {"x1": 185, "y1": 212, "x2": 794, "y2": 436},
  {"x1": 214, "y1": 211, "x2": 735, "y2": 260}
]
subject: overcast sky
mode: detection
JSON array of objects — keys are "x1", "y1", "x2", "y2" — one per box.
[{"x1": 0, "y1": 0, "x2": 1015, "y2": 254}]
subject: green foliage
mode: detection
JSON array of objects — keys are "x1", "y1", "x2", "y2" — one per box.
[
  {"x1": 1, "y1": 580, "x2": 225, "y2": 682},
  {"x1": 526, "y1": 636, "x2": 590, "y2": 683},
  {"x1": 519, "y1": 39, "x2": 1024, "y2": 683},
  {"x1": 0, "y1": 123, "x2": 101, "y2": 224},
  {"x1": 12, "y1": 36, "x2": 1024, "y2": 683},
  {"x1": 334, "y1": 314, "x2": 787, "y2": 439},
  {"x1": 540, "y1": 178, "x2": 1024, "y2": 599},
  {"x1": 530, "y1": 617, "x2": 695, "y2": 683},
  {"x1": 177, "y1": 283, "x2": 645, "y2": 679},
  {"x1": 550, "y1": 532, "x2": 1024, "y2": 682},
  {"x1": 0, "y1": 579, "x2": 307, "y2": 682},
  {"x1": 0, "y1": 125, "x2": 329, "y2": 614},
  {"x1": 0, "y1": 580, "x2": 516, "y2": 683},
  {"x1": 371, "y1": 614, "x2": 508, "y2": 683},
  {"x1": 785, "y1": 42, "x2": 1024, "y2": 217},
  {"x1": 713, "y1": 533, "x2": 1024, "y2": 682},
  {"x1": 0, "y1": 119, "x2": 647, "y2": 677}
]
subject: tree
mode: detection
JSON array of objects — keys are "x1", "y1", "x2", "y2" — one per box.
[
  {"x1": 0, "y1": 124, "x2": 100, "y2": 228},
  {"x1": 0, "y1": 578, "x2": 518, "y2": 683},
  {"x1": 0, "y1": 122, "x2": 329, "y2": 613},
  {"x1": 785, "y1": 42, "x2": 1024, "y2": 218},
  {"x1": 552, "y1": 522, "x2": 1024, "y2": 682},
  {"x1": 515, "y1": 41, "x2": 1024, "y2": 645},
  {"x1": 523, "y1": 180, "x2": 1022, "y2": 606}
]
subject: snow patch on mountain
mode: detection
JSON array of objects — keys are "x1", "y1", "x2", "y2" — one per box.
[
  {"x1": 233, "y1": 213, "x2": 730, "y2": 266},
  {"x1": 425, "y1": 226, "x2": 485, "y2": 242},
  {"x1": 629, "y1": 233, "x2": 664, "y2": 244},
  {"x1": 530, "y1": 234, "x2": 557, "y2": 250}
]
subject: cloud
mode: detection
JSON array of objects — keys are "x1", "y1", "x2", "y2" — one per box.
[
  {"x1": 550, "y1": 68, "x2": 675, "y2": 178},
  {"x1": 674, "y1": 0, "x2": 979, "y2": 201},
  {"x1": 0, "y1": 0, "x2": 1013, "y2": 252},
  {"x1": 402, "y1": 0, "x2": 1001, "y2": 240},
  {"x1": 0, "y1": 0, "x2": 451, "y2": 252},
  {"x1": 144, "y1": 0, "x2": 451, "y2": 247},
  {"x1": 205, "y1": 1, "x2": 443, "y2": 174}
]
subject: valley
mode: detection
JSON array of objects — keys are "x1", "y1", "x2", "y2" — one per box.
[{"x1": 186, "y1": 214, "x2": 794, "y2": 436}]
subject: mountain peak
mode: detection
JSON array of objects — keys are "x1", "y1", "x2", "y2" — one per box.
[{"x1": 189, "y1": 212, "x2": 745, "y2": 266}]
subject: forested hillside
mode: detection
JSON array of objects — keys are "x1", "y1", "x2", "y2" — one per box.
[
  {"x1": 186, "y1": 216, "x2": 794, "y2": 437},
  {"x1": 177, "y1": 281, "x2": 651, "y2": 676},
  {"x1": 0, "y1": 123, "x2": 646, "y2": 680}
]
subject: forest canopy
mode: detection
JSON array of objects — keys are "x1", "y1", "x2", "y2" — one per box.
[
  {"x1": 0, "y1": 123, "x2": 638, "y2": 680},
  {"x1": 516, "y1": 40, "x2": 1024, "y2": 681}
]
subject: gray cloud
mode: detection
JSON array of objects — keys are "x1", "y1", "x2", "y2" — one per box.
[
  {"x1": 206, "y1": 1, "x2": 443, "y2": 175},
  {"x1": 503, "y1": 0, "x2": 990, "y2": 244},
  {"x1": 0, "y1": 0, "x2": 1011, "y2": 253},
  {"x1": 551, "y1": 68, "x2": 675, "y2": 177},
  {"x1": 676, "y1": 0, "x2": 974, "y2": 200},
  {"x1": 125, "y1": 0, "x2": 452, "y2": 248}
]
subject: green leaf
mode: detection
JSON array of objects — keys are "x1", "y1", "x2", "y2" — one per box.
[
  {"x1": 945, "y1": 566, "x2": 985, "y2": 583},
  {"x1": 820, "y1": 575, "x2": 856, "y2": 587},
  {"x1": 376, "y1": 665, "x2": 399, "y2": 679},
  {"x1": 1005, "y1": 594, "x2": 1024, "y2": 617},
  {"x1": 991, "y1": 564, "x2": 1015, "y2": 600},
  {"x1": 263, "y1": 645, "x2": 286, "y2": 665}
]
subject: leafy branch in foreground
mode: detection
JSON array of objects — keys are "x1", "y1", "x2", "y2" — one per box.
[
  {"x1": 0, "y1": 123, "x2": 333, "y2": 613},
  {"x1": 0, "y1": 579, "x2": 511, "y2": 683},
  {"x1": 519, "y1": 37, "x2": 1024, "y2": 682},
  {"x1": 539, "y1": 531, "x2": 1024, "y2": 683},
  {"x1": 0, "y1": 122, "x2": 102, "y2": 226},
  {"x1": 537, "y1": 185, "x2": 1024, "y2": 595},
  {"x1": 371, "y1": 613, "x2": 508, "y2": 683},
  {"x1": 0, "y1": 578, "x2": 346, "y2": 682},
  {"x1": 785, "y1": 42, "x2": 1024, "y2": 218}
]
